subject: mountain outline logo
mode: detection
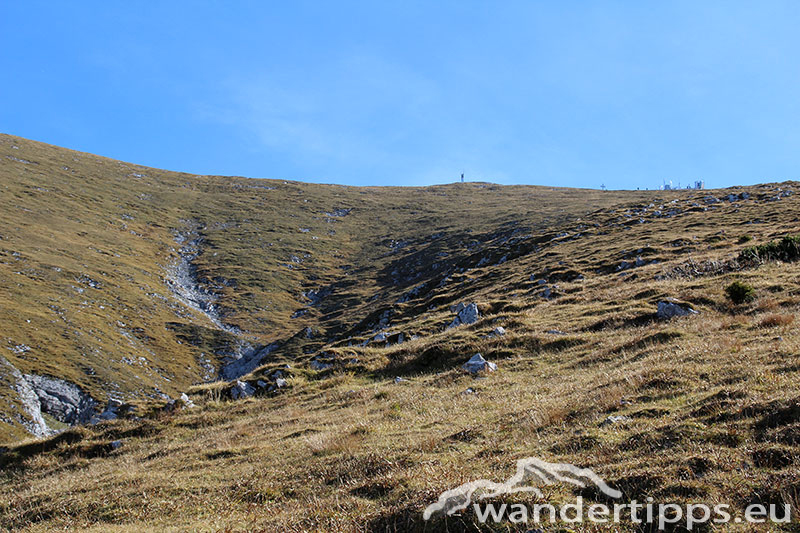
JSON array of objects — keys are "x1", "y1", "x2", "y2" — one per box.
[{"x1": 423, "y1": 456, "x2": 622, "y2": 520}]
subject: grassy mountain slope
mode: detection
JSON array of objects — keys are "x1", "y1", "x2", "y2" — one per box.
[
  {"x1": 0, "y1": 133, "x2": 626, "y2": 440},
  {"x1": 1, "y1": 134, "x2": 800, "y2": 531}
]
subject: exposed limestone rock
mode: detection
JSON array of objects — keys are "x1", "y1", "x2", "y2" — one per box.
[
  {"x1": 310, "y1": 359, "x2": 333, "y2": 371},
  {"x1": 180, "y1": 393, "x2": 195, "y2": 408},
  {"x1": 0, "y1": 356, "x2": 50, "y2": 437},
  {"x1": 93, "y1": 399, "x2": 126, "y2": 422},
  {"x1": 489, "y1": 326, "x2": 506, "y2": 337},
  {"x1": 600, "y1": 415, "x2": 631, "y2": 427},
  {"x1": 462, "y1": 353, "x2": 497, "y2": 374},
  {"x1": 448, "y1": 302, "x2": 480, "y2": 329},
  {"x1": 24, "y1": 374, "x2": 97, "y2": 425},
  {"x1": 656, "y1": 300, "x2": 698, "y2": 320},
  {"x1": 221, "y1": 342, "x2": 280, "y2": 381},
  {"x1": 230, "y1": 380, "x2": 255, "y2": 400}
]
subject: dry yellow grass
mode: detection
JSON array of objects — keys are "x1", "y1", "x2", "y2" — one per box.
[{"x1": 1, "y1": 134, "x2": 800, "y2": 531}]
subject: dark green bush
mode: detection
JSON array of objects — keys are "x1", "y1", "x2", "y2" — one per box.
[
  {"x1": 739, "y1": 235, "x2": 800, "y2": 264},
  {"x1": 725, "y1": 281, "x2": 755, "y2": 305},
  {"x1": 737, "y1": 235, "x2": 752, "y2": 244}
]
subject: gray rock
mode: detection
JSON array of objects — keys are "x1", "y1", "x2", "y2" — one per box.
[
  {"x1": 656, "y1": 300, "x2": 698, "y2": 320},
  {"x1": 600, "y1": 415, "x2": 631, "y2": 427},
  {"x1": 95, "y1": 399, "x2": 125, "y2": 422},
  {"x1": 110, "y1": 440, "x2": 123, "y2": 450},
  {"x1": 274, "y1": 378, "x2": 288, "y2": 388},
  {"x1": 221, "y1": 342, "x2": 279, "y2": 381},
  {"x1": 324, "y1": 208, "x2": 352, "y2": 217},
  {"x1": 310, "y1": 359, "x2": 333, "y2": 371},
  {"x1": 179, "y1": 392, "x2": 195, "y2": 408},
  {"x1": 24, "y1": 374, "x2": 97, "y2": 425},
  {"x1": 0, "y1": 356, "x2": 50, "y2": 437},
  {"x1": 448, "y1": 302, "x2": 480, "y2": 328},
  {"x1": 230, "y1": 380, "x2": 255, "y2": 400},
  {"x1": 489, "y1": 326, "x2": 506, "y2": 337},
  {"x1": 462, "y1": 353, "x2": 497, "y2": 374}
]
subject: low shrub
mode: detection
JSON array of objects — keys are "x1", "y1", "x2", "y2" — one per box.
[
  {"x1": 740, "y1": 235, "x2": 800, "y2": 264},
  {"x1": 725, "y1": 281, "x2": 755, "y2": 305}
]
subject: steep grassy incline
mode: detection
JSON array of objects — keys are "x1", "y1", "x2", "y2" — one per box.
[
  {"x1": 2, "y1": 135, "x2": 800, "y2": 531},
  {"x1": 0, "y1": 134, "x2": 629, "y2": 441}
]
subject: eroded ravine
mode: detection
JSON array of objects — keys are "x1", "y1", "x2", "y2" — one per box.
[{"x1": 166, "y1": 222, "x2": 279, "y2": 381}]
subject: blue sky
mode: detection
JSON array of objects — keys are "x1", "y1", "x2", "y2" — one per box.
[{"x1": 2, "y1": 1, "x2": 800, "y2": 189}]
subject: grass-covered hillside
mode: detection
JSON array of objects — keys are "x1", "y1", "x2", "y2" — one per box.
[{"x1": 1, "y1": 134, "x2": 799, "y2": 531}]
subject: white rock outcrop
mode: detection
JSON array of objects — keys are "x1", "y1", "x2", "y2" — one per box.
[
  {"x1": 448, "y1": 303, "x2": 480, "y2": 329},
  {"x1": 462, "y1": 353, "x2": 497, "y2": 374},
  {"x1": 656, "y1": 300, "x2": 698, "y2": 320}
]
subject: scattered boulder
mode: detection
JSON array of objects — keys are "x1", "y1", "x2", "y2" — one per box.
[
  {"x1": 448, "y1": 303, "x2": 480, "y2": 329},
  {"x1": 462, "y1": 353, "x2": 497, "y2": 374},
  {"x1": 489, "y1": 326, "x2": 506, "y2": 337},
  {"x1": 93, "y1": 399, "x2": 132, "y2": 423},
  {"x1": 324, "y1": 208, "x2": 352, "y2": 217},
  {"x1": 600, "y1": 415, "x2": 631, "y2": 427},
  {"x1": 230, "y1": 380, "x2": 255, "y2": 400},
  {"x1": 656, "y1": 299, "x2": 699, "y2": 320},
  {"x1": 180, "y1": 393, "x2": 195, "y2": 408},
  {"x1": 310, "y1": 359, "x2": 333, "y2": 371}
]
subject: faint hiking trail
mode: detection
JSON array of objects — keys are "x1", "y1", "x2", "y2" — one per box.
[{"x1": 166, "y1": 221, "x2": 277, "y2": 380}]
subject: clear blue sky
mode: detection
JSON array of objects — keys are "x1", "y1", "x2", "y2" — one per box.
[{"x1": 2, "y1": 1, "x2": 800, "y2": 189}]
